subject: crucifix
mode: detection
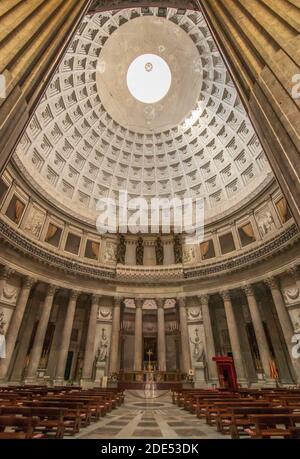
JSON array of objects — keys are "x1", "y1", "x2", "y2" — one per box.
[{"x1": 147, "y1": 349, "x2": 153, "y2": 372}]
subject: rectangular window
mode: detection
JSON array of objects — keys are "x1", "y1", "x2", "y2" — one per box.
[
  {"x1": 85, "y1": 240, "x2": 99, "y2": 260},
  {"x1": 238, "y1": 222, "x2": 256, "y2": 247},
  {"x1": 45, "y1": 223, "x2": 62, "y2": 248},
  {"x1": 0, "y1": 178, "x2": 8, "y2": 205},
  {"x1": 276, "y1": 198, "x2": 292, "y2": 224},
  {"x1": 65, "y1": 233, "x2": 81, "y2": 255},
  {"x1": 219, "y1": 232, "x2": 235, "y2": 254},
  {"x1": 5, "y1": 195, "x2": 25, "y2": 224},
  {"x1": 200, "y1": 239, "x2": 215, "y2": 260}
]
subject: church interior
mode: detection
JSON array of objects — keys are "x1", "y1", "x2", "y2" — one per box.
[{"x1": 0, "y1": 0, "x2": 300, "y2": 441}]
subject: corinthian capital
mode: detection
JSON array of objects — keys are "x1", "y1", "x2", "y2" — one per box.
[
  {"x1": 0, "y1": 266, "x2": 14, "y2": 281},
  {"x1": 265, "y1": 277, "x2": 279, "y2": 290},
  {"x1": 156, "y1": 298, "x2": 165, "y2": 309},
  {"x1": 23, "y1": 276, "x2": 36, "y2": 290},
  {"x1": 288, "y1": 266, "x2": 300, "y2": 281},
  {"x1": 46, "y1": 284, "x2": 57, "y2": 297},
  {"x1": 243, "y1": 284, "x2": 255, "y2": 297},
  {"x1": 114, "y1": 296, "x2": 123, "y2": 307},
  {"x1": 177, "y1": 297, "x2": 186, "y2": 308},
  {"x1": 135, "y1": 298, "x2": 144, "y2": 309},
  {"x1": 91, "y1": 293, "x2": 101, "y2": 304},
  {"x1": 220, "y1": 290, "x2": 231, "y2": 302},
  {"x1": 69, "y1": 289, "x2": 79, "y2": 301},
  {"x1": 198, "y1": 294, "x2": 209, "y2": 306}
]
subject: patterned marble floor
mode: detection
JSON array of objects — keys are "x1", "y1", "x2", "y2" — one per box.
[{"x1": 75, "y1": 392, "x2": 227, "y2": 439}]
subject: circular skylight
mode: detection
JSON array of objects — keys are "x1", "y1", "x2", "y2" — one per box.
[{"x1": 126, "y1": 54, "x2": 172, "y2": 104}]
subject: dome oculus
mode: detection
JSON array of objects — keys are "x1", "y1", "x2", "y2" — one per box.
[{"x1": 126, "y1": 54, "x2": 171, "y2": 104}]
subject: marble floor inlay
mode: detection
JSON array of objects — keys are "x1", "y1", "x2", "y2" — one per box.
[{"x1": 75, "y1": 391, "x2": 227, "y2": 440}]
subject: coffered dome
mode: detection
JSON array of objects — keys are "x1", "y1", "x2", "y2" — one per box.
[{"x1": 14, "y1": 6, "x2": 273, "y2": 226}]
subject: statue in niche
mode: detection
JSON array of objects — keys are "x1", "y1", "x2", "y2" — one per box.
[
  {"x1": 0, "y1": 310, "x2": 6, "y2": 359},
  {"x1": 96, "y1": 328, "x2": 109, "y2": 362},
  {"x1": 190, "y1": 329, "x2": 204, "y2": 362},
  {"x1": 136, "y1": 237, "x2": 144, "y2": 266},
  {"x1": 116, "y1": 235, "x2": 126, "y2": 264},
  {"x1": 174, "y1": 234, "x2": 183, "y2": 264},
  {"x1": 155, "y1": 237, "x2": 164, "y2": 265}
]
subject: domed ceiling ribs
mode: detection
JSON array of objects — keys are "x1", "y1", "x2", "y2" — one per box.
[{"x1": 14, "y1": 6, "x2": 272, "y2": 226}]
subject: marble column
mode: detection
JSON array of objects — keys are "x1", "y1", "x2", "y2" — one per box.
[
  {"x1": 54, "y1": 290, "x2": 79, "y2": 383},
  {"x1": 81, "y1": 294, "x2": 100, "y2": 381},
  {"x1": 109, "y1": 297, "x2": 122, "y2": 375},
  {"x1": 243, "y1": 285, "x2": 273, "y2": 381},
  {"x1": 199, "y1": 295, "x2": 218, "y2": 382},
  {"x1": 221, "y1": 291, "x2": 247, "y2": 385},
  {"x1": 134, "y1": 299, "x2": 143, "y2": 371},
  {"x1": 10, "y1": 297, "x2": 38, "y2": 382},
  {"x1": 25, "y1": 284, "x2": 56, "y2": 382},
  {"x1": 266, "y1": 277, "x2": 300, "y2": 382},
  {"x1": 178, "y1": 297, "x2": 192, "y2": 374},
  {"x1": 0, "y1": 276, "x2": 35, "y2": 380},
  {"x1": 0, "y1": 266, "x2": 13, "y2": 299},
  {"x1": 157, "y1": 299, "x2": 166, "y2": 372}
]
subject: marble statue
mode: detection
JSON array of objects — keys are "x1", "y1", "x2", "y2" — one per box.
[
  {"x1": 155, "y1": 237, "x2": 164, "y2": 265},
  {"x1": 116, "y1": 235, "x2": 126, "y2": 264},
  {"x1": 97, "y1": 328, "x2": 109, "y2": 362},
  {"x1": 190, "y1": 329, "x2": 204, "y2": 362},
  {"x1": 174, "y1": 235, "x2": 182, "y2": 264},
  {"x1": 136, "y1": 237, "x2": 144, "y2": 265},
  {"x1": 0, "y1": 311, "x2": 6, "y2": 359}
]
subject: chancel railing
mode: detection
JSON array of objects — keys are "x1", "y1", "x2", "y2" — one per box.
[{"x1": 117, "y1": 370, "x2": 185, "y2": 384}]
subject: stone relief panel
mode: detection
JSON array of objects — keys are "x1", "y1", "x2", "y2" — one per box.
[
  {"x1": 187, "y1": 297, "x2": 202, "y2": 323},
  {"x1": 255, "y1": 207, "x2": 276, "y2": 238},
  {"x1": 1, "y1": 284, "x2": 19, "y2": 305},
  {"x1": 24, "y1": 206, "x2": 45, "y2": 238},
  {"x1": 102, "y1": 240, "x2": 117, "y2": 264},
  {"x1": 97, "y1": 306, "x2": 112, "y2": 322},
  {"x1": 183, "y1": 245, "x2": 196, "y2": 264},
  {"x1": 281, "y1": 276, "x2": 300, "y2": 305},
  {"x1": 187, "y1": 306, "x2": 202, "y2": 323}
]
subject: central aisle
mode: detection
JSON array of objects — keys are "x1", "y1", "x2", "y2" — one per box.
[{"x1": 76, "y1": 391, "x2": 226, "y2": 439}]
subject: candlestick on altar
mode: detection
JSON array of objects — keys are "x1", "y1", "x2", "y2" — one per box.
[{"x1": 146, "y1": 349, "x2": 153, "y2": 372}]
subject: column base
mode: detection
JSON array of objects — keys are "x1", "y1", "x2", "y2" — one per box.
[
  {"x1": 80, "y1": 379, "x2": 98, "y2": 389},
  {"x1": 237, "y1": 378, "x2": 250, "y2": 388},
  {"x1": 53, "y1": 378, "x2": 66, "y2": 386},
  {"x1": 261, "y1": 379, "x2": 278, "y2": 387},
  {"x1": 23, "y1": 377, "x2": 38, "y2": 385}
]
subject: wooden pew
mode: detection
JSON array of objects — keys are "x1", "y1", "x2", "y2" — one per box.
[
  {"x1": 0, "y1": 415, "x2": 40, "y2": 439},
  {"x1": 221, "y1": 407, "x2": 292, "y2": 438},
  {"x1": 23, "y1": 401, "x2": 84, "y2": 435},
  {"x1": 247, "y1": 413, "x2": 300, "y2": 439}
]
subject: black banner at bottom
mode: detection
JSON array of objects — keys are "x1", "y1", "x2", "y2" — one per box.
[{"x1": 0, "y1": 439, "x2": 298, "y2": 457}]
